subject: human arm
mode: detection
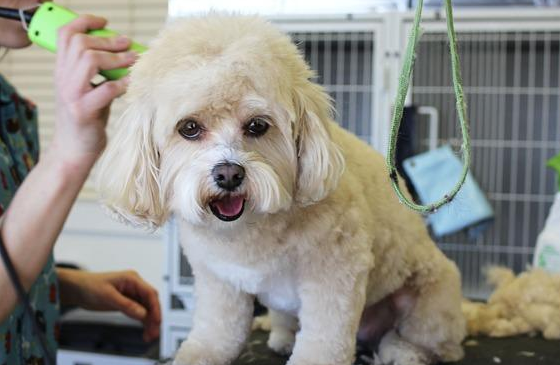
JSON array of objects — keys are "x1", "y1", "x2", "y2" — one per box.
[
  {"x1": 0, "y1": 14, "x2": 137, "y2": 321},
  {"x1": 57, "y1": 268, "x2": 161, "y2": 342}
]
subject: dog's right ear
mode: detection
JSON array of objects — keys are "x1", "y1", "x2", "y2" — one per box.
[
  {"x1": 292, "y1": 81, "x2": 345, "y2": 206},
  {"x1": 96, "y1": 100, "x2": 166, "y2": 230}
]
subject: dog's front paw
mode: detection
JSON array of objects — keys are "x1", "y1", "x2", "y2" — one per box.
[
  {"x1": 267, "y1": 328, "x2": 295, "y2": 355},
  {"x1": 173, "y1": 340, "x2": 223, "y2": 365}
]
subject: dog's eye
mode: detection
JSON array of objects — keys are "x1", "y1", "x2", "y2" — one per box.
[
  {"x1": 245, "y1": 117, "x2": 270, "y2": 137},
  {"x1": 178, "y1": 119, "x2": 202, "y2": 140}
]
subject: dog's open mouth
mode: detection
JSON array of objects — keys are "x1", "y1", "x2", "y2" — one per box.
[{"x1": 209, "y1": 195, "x2": 245, "y2": 222}]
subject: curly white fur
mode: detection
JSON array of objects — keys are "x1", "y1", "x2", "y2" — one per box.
[
  {"x1": 97, "y1": 14, "x2": 466, "y2": 365},
  {"x1": 462, "y1": 267, "x2": 560, "y2": 339}
]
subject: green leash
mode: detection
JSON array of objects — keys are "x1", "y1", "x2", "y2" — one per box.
[{"x1": 386, "y1": 0, "x2": 471, "y2": 214}]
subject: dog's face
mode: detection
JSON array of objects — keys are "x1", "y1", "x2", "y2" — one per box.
[
  {"x1": 97, "y1": 15, "x2": 344, "y2": 229},
  {"x1": 159, "y1": 86, "x2": 297, "y2": 226}
]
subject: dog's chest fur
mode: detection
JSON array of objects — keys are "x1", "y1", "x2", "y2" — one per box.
[
  {"x1": 207, "y1": 257, "x2": 300, "y2": 314},
  {"x1": 184, "y1": 229, "x2": 301, "y2": 314}
]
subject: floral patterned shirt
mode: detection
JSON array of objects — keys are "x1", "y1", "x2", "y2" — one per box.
[{"x1": 0, "y1": 74, "x2": 60, "y2": 365}]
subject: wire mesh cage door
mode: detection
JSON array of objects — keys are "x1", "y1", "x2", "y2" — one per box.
[
  {"x1": 274, "y1": 17, "x2": 388, "y2": 151},
  {"x1": 402, "y1": 12, "x2": 560, "y2": 299}
]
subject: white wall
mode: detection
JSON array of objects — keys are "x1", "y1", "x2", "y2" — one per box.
[{"x1": 54, "y1": 200, "x2": 165, "y2": 292}]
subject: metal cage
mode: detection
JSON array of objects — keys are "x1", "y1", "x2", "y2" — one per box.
[{"x1": 404, "y1": 11, "x2": 560, "y2": 298}]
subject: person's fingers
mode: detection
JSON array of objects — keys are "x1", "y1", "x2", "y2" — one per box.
[
  {"x1": 132, "y1": 280, "x2": 161, "y2": 340},
  {"x1": 75, "y1": 49, "x2": 136, "y2": 85},
  {"x1": 79, "y1": 76, "x2": 129, "y2": 112},
  {"x1": 143, "y1": 326, "x2": 160, "y2": 342},
  {"x1": 144, "y1": 300, "x2": 161, "y2": 341},
  {"x1": 69, "y1": 34, "x2": 132, "y2": 55},
  {"x1": 57, "y1": 15, "x2": 107, "y2": 50},
  {"x1": 145, "y1": 287, "x2": 161, "y2": 328},
  {"x1": 106, "y1": 286, "x2": 147, "y2": 321},
  {"x1": 119, "y1": 272, "x2": 162, "y2": 342},
  {"x1": 143, "y1": 288, "x2": 161, "y2": 341},
  {"x1": 63, "y1": 36, "x2": 131, "y2": 87},
  {"x1": 55, "y1": 15, "x2": 133, "y2": 96}
]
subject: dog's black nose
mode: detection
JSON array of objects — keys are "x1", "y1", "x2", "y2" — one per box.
[{"x1": 212, "y1": 163, "x2": 245, "y2": 191}]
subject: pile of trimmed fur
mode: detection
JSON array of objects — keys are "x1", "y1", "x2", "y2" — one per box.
[{"x1": 462, "y1": 267, "x2": 560, "y2": 339}]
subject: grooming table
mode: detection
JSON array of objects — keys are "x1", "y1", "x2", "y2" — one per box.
[
  {"x1": 233, "y1": 331, "x2": 560, "y2": 365},
  {"x1": 59, "y1": 310, "x2": 560, "y2": 365}
]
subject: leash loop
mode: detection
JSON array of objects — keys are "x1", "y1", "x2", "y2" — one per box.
[{"x1": 386, "y1": 0, "x2": 471, "y2": 214}]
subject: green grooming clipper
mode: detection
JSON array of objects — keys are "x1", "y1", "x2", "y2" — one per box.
[{"x1": 1, "y1": 2, "x2": 146, "y2": 80}]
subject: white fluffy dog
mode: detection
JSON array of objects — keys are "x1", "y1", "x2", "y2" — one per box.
[{"x1": 97, "y1": 14, "x2": 466, "y2": 365}]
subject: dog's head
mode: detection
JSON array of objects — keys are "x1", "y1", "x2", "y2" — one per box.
[{"x1": 97, "y1": 14, "x2": 344, "y2": 229}]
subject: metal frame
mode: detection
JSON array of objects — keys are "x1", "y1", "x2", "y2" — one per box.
[
  {"x1": 161, "y1": 217, "x2": 194, "y2": 358},
  {"x1": 57, "y1": 350, "x2": 153, "y2": 365}
]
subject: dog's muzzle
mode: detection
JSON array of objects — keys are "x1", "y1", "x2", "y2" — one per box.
[
  {"x1": 210, "y1": 163, "x2": 246, "y2": 221},
  {"x1": 212, "y1": 162, "x2": 245, "y2": 191}
]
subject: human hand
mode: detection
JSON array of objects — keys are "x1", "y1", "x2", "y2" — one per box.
[
  {"x1": 50, "y1": 14, "x2": 137, "y2": 171},
  {"x1": 57, "y1": 268, "x2": 161, "y2": 342}
]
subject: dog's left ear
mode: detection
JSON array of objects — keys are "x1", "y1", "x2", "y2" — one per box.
[
  {"x1": 293, "y1": 81, "x2": 345, "y2": 205},
  {"x1": 96, "y1": 99, "x2": 167, "y2": 230}
]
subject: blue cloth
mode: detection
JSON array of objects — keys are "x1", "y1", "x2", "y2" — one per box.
[
  {"x1": 403, "y1": 145, "x2": 494, "y2": 237},
  {"x1": 0, "y1": 74, "x2": 60, "y2": 364}
]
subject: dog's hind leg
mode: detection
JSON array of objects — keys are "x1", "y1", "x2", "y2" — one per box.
[
  {"x1": 377, "y1": 259, "x2": 466, "y2": 365},
  {"x1": 267, "y1": 309, "x2": 299, "y2": 356}
]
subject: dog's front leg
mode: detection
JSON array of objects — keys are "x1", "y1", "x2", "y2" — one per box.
[
  {"x1": 288, "y1": 266, "x2": 369, "y2": 365},
  {"x1": 174, "y1": 266, "x2": 254, "y2": 365}
]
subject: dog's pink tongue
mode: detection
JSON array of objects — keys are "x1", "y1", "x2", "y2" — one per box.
[{"x1": 215, "y1": 196, "x2": 244, "y2": 217}]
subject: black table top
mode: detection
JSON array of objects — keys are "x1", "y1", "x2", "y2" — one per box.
[{"x1": 232, "y1": 331, "x2": 560, "y2": 365}]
